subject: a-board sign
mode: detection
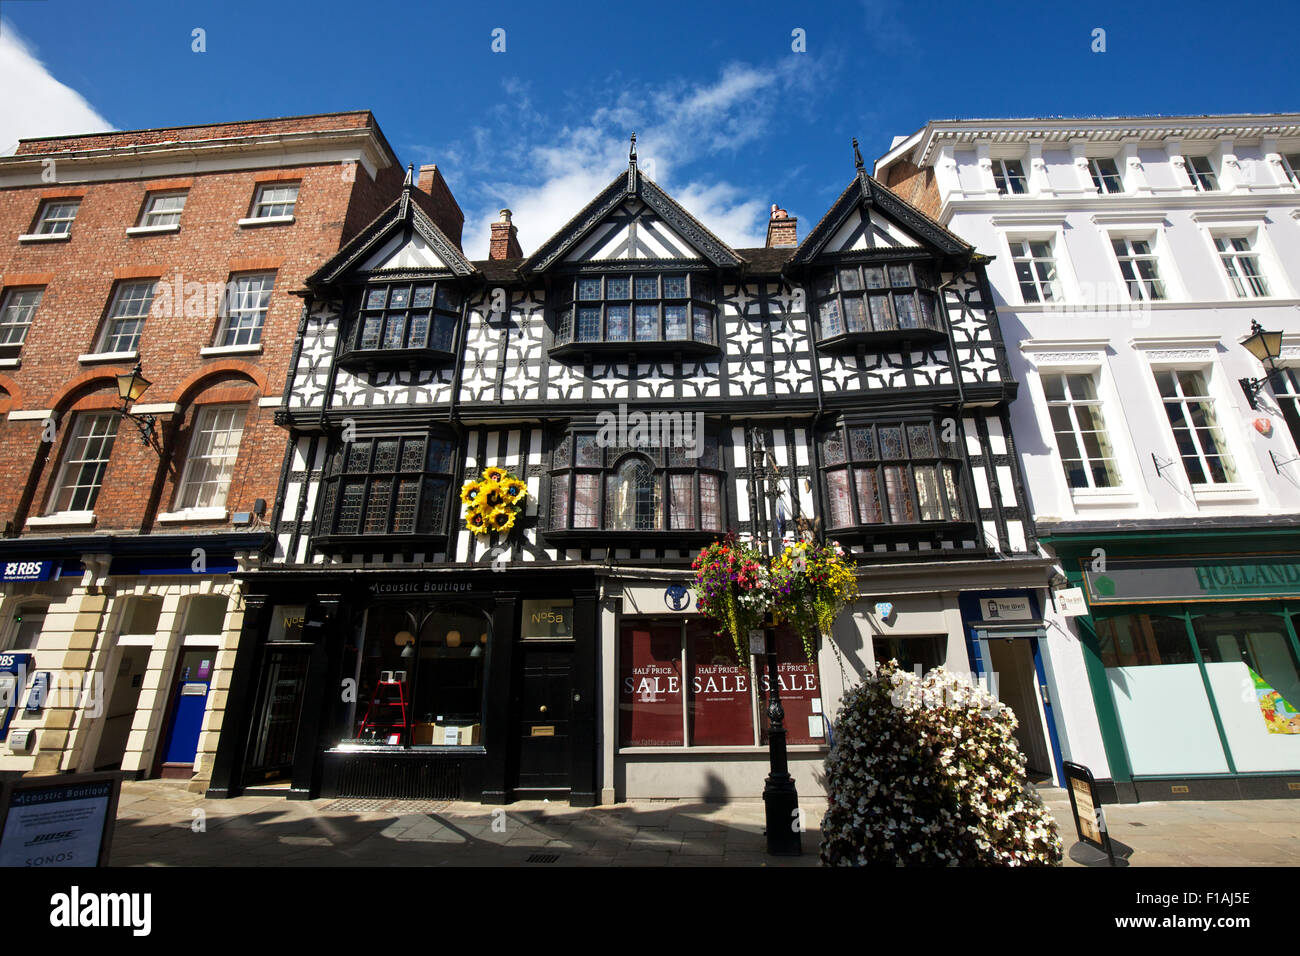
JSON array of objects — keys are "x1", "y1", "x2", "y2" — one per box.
[
  {"x1": 0, "y1": 771, "x2": 121, "y2": 867},
  {"x1": 1062, "y1": 760, "x2": 1114, "y2": 864}
]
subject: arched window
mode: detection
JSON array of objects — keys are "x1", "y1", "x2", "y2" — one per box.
[{"x1": 607, "y1": 456, "x2": 659, "y2": 531}]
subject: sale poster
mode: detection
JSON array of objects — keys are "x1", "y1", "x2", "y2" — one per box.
[
  {"x1": 619, "y1": 625, "x2": 683, "y2": 746},
  {"x1": 759, "y1": 627, "x2": 823, "y2": 745},
  {"x1": 687, "y1": 622, "x2": 753, "y2": 745}
]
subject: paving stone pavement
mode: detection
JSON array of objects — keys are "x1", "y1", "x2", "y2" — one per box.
[{"x1": 104, "y1": 780, "x2": 1300, "y2": 866}]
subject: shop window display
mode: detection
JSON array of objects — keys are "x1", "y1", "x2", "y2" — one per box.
[
  {"x1": 1097, "y1": 613, "x2": 1230, "y2": 775},
  {"x1": 338, "y1": 603, "x2": 489, "y2": 749},
  {"x1": 619, "y1": 620, "x2": 821, "y2": 748}
]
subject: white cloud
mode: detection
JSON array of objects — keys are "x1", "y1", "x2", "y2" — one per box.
[
  {"x1": 0, "y1": 20, "x2": 113, "y2": 155},
  {"x1": 441, "y1": 59, "x2": 820, "y2": 259}
]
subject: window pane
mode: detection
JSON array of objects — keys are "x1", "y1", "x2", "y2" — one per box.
[
  {"x1": 844, "y1": 296, "x2": 868, "y2": 333},
  {"x1": 822, "y1": 431, "x2": 846, "y2": 466},
  {"x1": 178, "y1": 406, "x2": 247, "y2": 509},
  {"x1": 888, "y1": 264, "x2": 912, "y2": 287},
  {"x1": 692, "y1": 307, "x2": 714, "y2": 343},
  {"x1": 577, "y1": 277, "x2": 602, "y2": 300},
  {"x1": 826, "y1": 468, "x2": 853, "y2": 528},
  {"x1": 606, "y1": 276, "x2": 630, "y2": 299},
  {"x1": 664, "y1": 305, "x2": 688, "y2": 340},
  {"x1": 577, "y1": 307, "x2": 601, "y2": 342},
  {"x1": 854, "y1": 468, "x2": 883, "y2": 523},
  {"x1": 634, "y1": 276, "x2": 658, "y2": 299},
  {"x1": 619, "y1": 624, "x2": 684, "y2": 747},
  {"x1": 818, "y1": 299, "x2": 843, "y2": 336},
  {"x1": 884, "y1": 466, "x2": 916, "y2": 523},
  {"x1": 52, "y1": 414, "x2": 119, "y2": 513},
  {"x1": 878, "y1": 427, "x2": 904, "y2": 459},
  {"x1": 699, "y1": 474, "x2": 721, "y2": 531},
  {"x1": 635, "y1": 305, "x2": 658, "y2": 340},
  {"x1": 669, "y1": 474, "x2": 694, "y2": 529},
  {"x1": 550, "y1": 473, "x2": 571, "y2": 529},
  {"x1": 849, "y1": 427, "x2": 876, "y2": 461},
  {"x1": 915, "y1": 465, "x2": 943, "y2": 520},
  {"x1": 607, "y1": 459, "x2": 658, "y2": 530},
  {"x1": 688, "y1": 622, "x2": 753, "y2": 746},
  {"x1": 662, "y1": 275, "x2": 687, "y2": 298},
  {"x1": 607, "y1": 305, "x2": 630, "y2": 341},
  {"x1": 863, "y1": 266, "x2": 887, "y2": 290},
  {"x1": 572, "y1": 474, "x2": 599, "y2": 528}
]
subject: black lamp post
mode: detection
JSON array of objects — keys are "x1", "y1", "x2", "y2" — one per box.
[
  {"x1": 747, "y1": 428, "x2": 801, "y2": 856},
  {"x1": 1238, "y1": 321, "x2": 1300, "y2": 453},
  {"x1": 115, "y1": 363, "x2": 156, "y2": 445}
]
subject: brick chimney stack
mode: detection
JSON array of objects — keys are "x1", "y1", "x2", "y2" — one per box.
[
  {"x1": 766, "y1": 204, "x2": 798, "y2": 248},
  {"x1": 413, "y1": 164, "x2": 465, "y2": 249},
  {"x1": 489, "y1": 209, "x2": 523, "y2": 260}
]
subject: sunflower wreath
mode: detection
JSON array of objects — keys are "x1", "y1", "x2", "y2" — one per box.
[{"x1": 461, "y1": 467, "x2": 528, "y2": 536}]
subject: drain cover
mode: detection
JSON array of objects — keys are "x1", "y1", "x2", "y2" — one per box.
[
  {"x1": 322, "y1": 799, "x2": 452, "y2": 814},
  {"x1": 525, "y1": 853, "x2": 560, "y2": 863}
]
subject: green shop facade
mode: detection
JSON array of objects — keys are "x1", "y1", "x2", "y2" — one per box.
[{"x1": 1046, "y1": 521, "x2": 1300, "y2": 803}]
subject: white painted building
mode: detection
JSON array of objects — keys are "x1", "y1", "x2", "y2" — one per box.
[{"x1": 877, "y1": 114, "x2": 1300, "y2": 802}]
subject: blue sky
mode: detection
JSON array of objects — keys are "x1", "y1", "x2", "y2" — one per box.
[{"x1": 2, "y1": 0, "x2": 1297, "y2": 257}]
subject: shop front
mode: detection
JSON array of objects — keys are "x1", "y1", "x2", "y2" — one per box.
[
  {"x1": 209, "y1": 569, "x2": 601, "y2": 805},
  {"x1": 1049, "y1": 530, "x2": 1300, "y2": 802},
  {"x1": 605, "y1": 579, "x2": 829, "y2": 803}
]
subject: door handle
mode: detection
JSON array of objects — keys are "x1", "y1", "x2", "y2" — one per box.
[{"x1": 539, "y1": 704, "x2": 547, "y2": 714}]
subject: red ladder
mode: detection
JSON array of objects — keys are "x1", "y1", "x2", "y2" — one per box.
[{"x1": 358, "y1": 679, "x2": 409, "y2": 742}]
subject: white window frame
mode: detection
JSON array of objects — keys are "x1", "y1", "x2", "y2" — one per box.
[
  {"x1": 48, "y1": 412, "x2": 119, "y2": 515},
  {"x1": 992, "y1": 158, "x2": 1028, "y2": 196},
  {"x1": 174, "y1": 404, "x2": 248, "y2": 512},
  {"x1": 1279, "y1": 152, "x2": 1300, "y2": 187},
  {"x1": 1144, "y1": 356, "x2": 1253, "y2": 504},
  {"x1": 0, "y1": 286, "x2": 43, "y2": 350},
  {"x1": 33, "y1": 199, "x2": 80, "y2": 236},
  {"x1": 1213, "y1": 234, "x2": 1270, "y2": 298},
  {"x1": 138, "y1": 191, "x2": 187, "y2": 229},
  {"x1": 1110, "y1": 235, "x2": 1167, "y2": 302},
  {"x1": 97, "y1": 280, "x2": 157, "y2": 355},
  {"x1": 215, "y1": 273, "x2": 274, "y2": 348},
  {"x1": 1088, "y1": 156, "x2": 1124, "y2": 194},
  {"x1": 1041, "y1": 370, "x2": 1125, "y2": 493},
  {"x1": 1183, "y1": 154, "x2": 1219, "y2": 192},
  {"x1": 249, "y1": 183, "x2": 299, "y2": 219},
  {"x1": 1007, "y1": 236, "x2": 1061, "y2": 304}
]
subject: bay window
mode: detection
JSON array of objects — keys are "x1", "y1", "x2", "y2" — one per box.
[
  {"x1": 821, "y1": 419, "x2": 969, "y2": 529},
  {"x1": 339, "y1": 280, "x2": 462, "y2": 365},
  {"x1": 551, "y1": 271, "x2": 717, "y2": 352},
  {"x1": 812, "y1": 260, "x2": 942, "y2": 345},
  {"x1": 548, "y1": 428, "x2": 723, "y2": 535},
  {"x1": 316, "y1": 431, "x2": 456, "y2": 541}
]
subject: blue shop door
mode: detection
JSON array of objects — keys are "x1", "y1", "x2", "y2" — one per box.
[{"x1": 163, "y1": 650, "x2": 213, "y2": 765}]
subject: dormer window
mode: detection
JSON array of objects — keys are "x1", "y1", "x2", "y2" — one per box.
[
  {"x1": 812, "y1": 261, "x2": 944, "y2": 349},
  {"x1": 338, "y1": 280, "x2": 461, "y2": 369},
  {"x1": 551, "y1": 272, "x2": 718, "y2": 355}
]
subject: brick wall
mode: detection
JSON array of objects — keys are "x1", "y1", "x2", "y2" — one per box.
[
  {"x1": 0, "y1": 123, "x2": 405, "y2": 537},
  {"x1": 880, "y1": 159, "x2": 941, "y2": 220}
]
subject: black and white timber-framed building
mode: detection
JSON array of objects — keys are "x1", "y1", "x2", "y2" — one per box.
[{"x1": 208, "y1": 141, "x2": 1056, "y2": 806}]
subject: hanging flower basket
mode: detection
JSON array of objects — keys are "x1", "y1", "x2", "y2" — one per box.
[
  {"x1": 771, "y1": 540, "x2": 859, "y2": 663},
  {"x1": 690, "y1": 534, "x2": 775, "y2": 665},
  {"x1": 461, "y1": 467, "x2": 527, "y2": 537},
  {"x1": 692, "y1": 535, "x2": 859, "y2": 666}
]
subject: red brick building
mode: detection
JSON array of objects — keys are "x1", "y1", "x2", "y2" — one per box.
[{"x1": 0, "y1": 112, "x2": 445, "y2": 787}]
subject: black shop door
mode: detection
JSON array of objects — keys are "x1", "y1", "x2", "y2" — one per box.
[
  {"x1": 512, "y1": 645, "x2": 573, "y2": 792},
  {"x1": 243, "y1": 644, "x2": 310, "y2": 785}
]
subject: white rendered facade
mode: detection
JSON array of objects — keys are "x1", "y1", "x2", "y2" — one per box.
[{"x1": 877, "y1": 115, "x2": 1300, "y2": 800}]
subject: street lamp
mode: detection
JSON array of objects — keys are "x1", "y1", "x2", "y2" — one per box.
[
  {"x1": 747, "y1": 428, "x2": 802, "y2": 857},
  {"x1": 1238, "y1": 320, "x2": 1285, "y2": 410},
  {"x1": 115, "y1": 363, "x2": 156, "y2": 445}
]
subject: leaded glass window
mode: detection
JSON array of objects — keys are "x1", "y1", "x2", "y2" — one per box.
[
  {"x1": 317, "y1": 432, "x2": 456, "y2": 538},
  {"x1": 552, "y1": 272, "x2": 717, "y2": 347}
]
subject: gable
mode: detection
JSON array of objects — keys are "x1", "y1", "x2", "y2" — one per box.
[
  {"x1": 360, "y1": 228, "x2": 452, "y2": 271},
  {"x1": 522, "y1": 164, "x2": 742, "y2": 274},
  {"x1": 792, "y1": 172, "x2": 971, "y2": 265},
  {"x1": 562, "y1": 198, "x2": 705, "y2": 262},
  {"x1": 826, "y1": 206, "x2": 923, "y2": 252}
]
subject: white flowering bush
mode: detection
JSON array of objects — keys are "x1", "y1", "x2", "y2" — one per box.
[{"x1": 820, "y1": 661, "x2": 1062, "y2": 867}]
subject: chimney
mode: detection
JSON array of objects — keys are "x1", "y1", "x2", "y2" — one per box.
[
  {"x1": 766, "y1": 204, "x2": 797, "y2": 248},
  {"x1": 412, "y1": 164, "x2": 465, "y2": 249},
  {"x1": 489, "y1": 209, "x2": 523, "y2": 260}
]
